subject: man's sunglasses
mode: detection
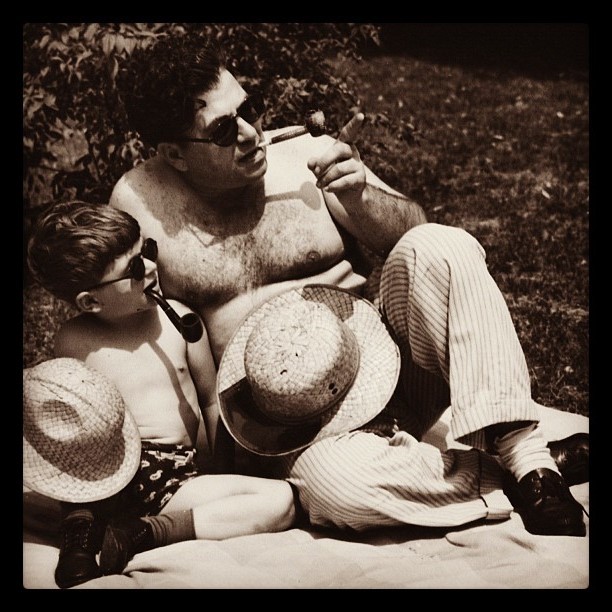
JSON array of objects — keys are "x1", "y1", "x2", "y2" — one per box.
[
  {"x1": 87, "y1": 238, "x2": 158, "y2": 290},
  {"x1": 175, "y1": 92, "x2": 265, "y2": 147}
]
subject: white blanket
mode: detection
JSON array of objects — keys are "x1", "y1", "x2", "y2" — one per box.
[{"x1": 23, "y1": 405, "x2": 589, "y2": 589}]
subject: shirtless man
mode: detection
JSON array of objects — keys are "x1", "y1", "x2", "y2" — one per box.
[{"x1": 110, "y1": 36, "x2": 588, "y2": 538}]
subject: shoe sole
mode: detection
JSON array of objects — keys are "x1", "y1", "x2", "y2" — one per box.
[
  {"x1": 55, "y1": 573, "x2": 102, "y2": 589},
  {"x1": 523, "y1": 520, "x2": 586, "y2": 537}
]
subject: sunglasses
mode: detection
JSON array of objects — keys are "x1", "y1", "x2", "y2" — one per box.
[
  {"x1": 175, "y1": 92, "x2": 265, "y2": 147},
  {"x1": 87, "y1": 238, "x2": 158, "y2": 290}
]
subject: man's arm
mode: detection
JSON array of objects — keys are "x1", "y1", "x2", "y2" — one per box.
[{"x1": 308, "y1": 113, "x2": 427, "y2": 256}]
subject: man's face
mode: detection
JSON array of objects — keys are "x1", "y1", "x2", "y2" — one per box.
[{"x1": 178, "y1": 69, "x2": 268, "y2": 191}]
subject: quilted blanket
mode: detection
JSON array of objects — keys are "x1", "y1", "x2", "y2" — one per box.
[{"x1": 23, "y1": 405, "x2": 589, "y2": 589}]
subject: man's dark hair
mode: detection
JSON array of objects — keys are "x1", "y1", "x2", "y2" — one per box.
[{"x1": 122, "y1": 35, "x2": 226, "y2": 148}]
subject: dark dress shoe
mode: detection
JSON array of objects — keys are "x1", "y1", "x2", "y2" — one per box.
[
  {"x1": 504, "y1": 468, "x2": 586, "y2": 537},
  {"x1": 54, "y1": 516, "x2": 104, "y2": 589},
  {"x1": 548, "y1": 432, "x2": 589, "y2": 486},
  {"x1": 99, "y1": 518, "x2": 154, "y2": 575}
]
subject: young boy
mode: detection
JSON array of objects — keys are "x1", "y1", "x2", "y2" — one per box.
[{"x1": 26, "y1": 200, "x2": 298, "y2": 589}]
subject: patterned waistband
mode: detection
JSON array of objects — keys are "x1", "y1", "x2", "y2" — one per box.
[{"x1": 140, "y1": 440, "x2": 197, "y2": 454}]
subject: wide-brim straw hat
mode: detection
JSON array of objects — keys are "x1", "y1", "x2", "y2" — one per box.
[
  {"x1": 217, "y1": 284, "x2": 400, "y2": 456},
  {"x1": 23, "y1": 358, "x2": 141, "y2": 503}
]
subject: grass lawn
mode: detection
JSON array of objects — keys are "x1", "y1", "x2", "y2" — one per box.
[
  {"x1": 23, "y1": 38, "x2": 589, "y2": 416},
  {"x1": 332, "y1": 48, "x2": 588, "y2": 416}
]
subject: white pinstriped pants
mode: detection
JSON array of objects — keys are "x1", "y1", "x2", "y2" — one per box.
[{"x1": 280, "y1": 223, "x2": 541, "y2": 531}]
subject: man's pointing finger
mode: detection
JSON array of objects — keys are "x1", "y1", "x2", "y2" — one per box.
[{"x1": 336, "y1": 112, "x2": 365, "y2": 144}]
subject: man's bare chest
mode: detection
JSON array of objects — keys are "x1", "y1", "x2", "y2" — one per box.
[{"x1": 157, "y1": 185, "x2": 346, "y2": 304}]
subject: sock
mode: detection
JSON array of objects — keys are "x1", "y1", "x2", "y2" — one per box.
[
  {"x1": 493, "y1": 423, "x2": 560, "y2": 482},
  {"x1": 141, "y1": 510, "x2": 195, "y2": 548},
  {"x1": 60, "y1": 494, "x2": 120, "y2": 521},
  {"x1": 61, "y1": 508, "x2": 95, "y2": 523}
]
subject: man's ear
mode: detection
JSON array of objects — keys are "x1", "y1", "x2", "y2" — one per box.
[
  {"x1": 75, "y1": 291, "x2": 102, "y2": 313},
  {"x1": 157, "y1": 142, "x2": 189, "y2": 172}
]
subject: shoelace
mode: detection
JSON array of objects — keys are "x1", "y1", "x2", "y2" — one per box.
[
  {"x1": 131, "y1": 523, "x2": 151, "y2": 552},
  {"x1": 538, "y1": 473, "x2": 590, "y2": 518},
  {"x1": 61, "y1": 519, "x2": 99, "y2": 553}
]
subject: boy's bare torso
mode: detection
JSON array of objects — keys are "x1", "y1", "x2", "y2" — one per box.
[
  {"x1": 111, "y1": 134, "x2": 368, "y2": 361},
  {"x1": 54, "y1": 307, "x2": 203, "y2": 447}
]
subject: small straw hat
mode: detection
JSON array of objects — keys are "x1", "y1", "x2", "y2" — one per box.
[
  {"x1": 23, "y1": 358, "x2": 141, "y2": 503},
  {"x1": 217, "y1": 284, "x2": 401, "y2": 456}
]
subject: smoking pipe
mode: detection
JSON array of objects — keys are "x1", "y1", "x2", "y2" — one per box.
[{"x1": 145, "y1": 287, "x2": 203, "y2": 343}]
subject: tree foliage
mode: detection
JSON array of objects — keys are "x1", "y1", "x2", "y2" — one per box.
[{"x1": 23, "y1": 22, "x2": 380, "y2": 217}]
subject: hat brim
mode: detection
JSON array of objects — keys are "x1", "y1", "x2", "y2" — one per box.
[
  {"x1": 217, "y1": 284, "x2": 400, "y2": 456},
  {"x1": 23, "y1": 408, "x2": 141, "y2": 503}
]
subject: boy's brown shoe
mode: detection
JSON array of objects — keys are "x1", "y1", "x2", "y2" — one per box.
[
  {"x1": 99, "y1": 518, "x2": 154, "y2": 575},
  {"x1": 54, "y1": 515, "x2": 104, "y2": 589}
]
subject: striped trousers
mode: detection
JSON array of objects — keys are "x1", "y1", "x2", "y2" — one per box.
[{"x1": 280, "y1": 223, "x2": 541, "y2": 531}]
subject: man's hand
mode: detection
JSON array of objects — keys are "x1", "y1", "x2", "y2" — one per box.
[{"x1": 307, "y1": 113, "x2": 366, "y2": 196}]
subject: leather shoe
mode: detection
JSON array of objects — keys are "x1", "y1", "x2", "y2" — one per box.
[
  {"x1": 99, "y1": 518, "x2": 154, "y2": 575},
  {"x1": 547, "y1": 432, "x2": 589, "y2": 486},
  {"x1": 54, "y1": 515, "x2": 104, "y2": 589},
  {"x1": 503, "y1": 468, "x2": 586, "y2": 537}
]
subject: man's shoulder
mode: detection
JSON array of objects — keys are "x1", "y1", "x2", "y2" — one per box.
[
  {"x1": 110, "y1": 161, "x2": 176, "y2": 223},
  {"x1": 110, "y1": 163, "x2": 143, "y2": 211}
]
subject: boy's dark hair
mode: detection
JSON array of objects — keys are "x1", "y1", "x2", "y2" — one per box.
[
  {"x1": 121, "y1": 35, "x2": 226, "y2": 148},
  {"x1": 27, "y1": 201, "x2": 141, "y2": 304}
]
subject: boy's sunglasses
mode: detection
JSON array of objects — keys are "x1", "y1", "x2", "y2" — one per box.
[
  {"x1": 87, "y1": 238, "x2": 158, "y2": 290},
  {"x1": 175, "y1": 92, "x2": 265, "y2": 147}
]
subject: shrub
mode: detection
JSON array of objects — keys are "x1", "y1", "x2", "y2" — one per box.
[{"x1": 23, "y1": 22, "x2": 380, "y2": 221}]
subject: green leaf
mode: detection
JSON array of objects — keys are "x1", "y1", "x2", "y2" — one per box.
[
  {"x1": 83, "y1": 23, "x2": 98, "y2": 41},
  {"x1": 101, "y1": 34, "x2": 115, "y2": 56},
  {"x1": 115, "y1": 34, "x2": 126, "y2": 54},
  {"x1": 43, "y1": 94, "x2": 58, "y2": 110}
]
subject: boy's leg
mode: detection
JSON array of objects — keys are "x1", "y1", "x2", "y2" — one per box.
[{"x1": 99, "y1": 475, "x2": 296, "y2": 574}]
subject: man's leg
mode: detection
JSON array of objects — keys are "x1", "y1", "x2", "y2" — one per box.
[
  {"x1": 281, "y1": 427, "x2": 511, "y2": 531},
  {"x1": 379, "y1": 223, "x2": 585, "y2": 536}
]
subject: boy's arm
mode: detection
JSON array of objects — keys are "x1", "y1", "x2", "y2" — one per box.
[{"x1": 182, "y1": 307, "x2": 235, "y2": 473}]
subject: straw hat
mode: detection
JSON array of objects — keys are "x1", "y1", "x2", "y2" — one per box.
[
  {"x1": 23, "y1": 358, "x2": 141, "y2": 503},
  {"x1": 217, "y1": 284, "x2": 401, "y2": 456}
]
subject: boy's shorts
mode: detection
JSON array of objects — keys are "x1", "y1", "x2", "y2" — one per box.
[{"x1": 121, "y1": 441, "x2": 200, "y2": 516}]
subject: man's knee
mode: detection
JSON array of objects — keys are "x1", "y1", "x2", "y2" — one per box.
[{"x1": 391, "y1": 223, "x2": 485, "y2": 265}]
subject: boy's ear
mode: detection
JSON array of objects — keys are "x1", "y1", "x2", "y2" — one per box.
[
  {"x1": 157, "y1": 142, "x2": 189, "y2": 172},
  {"x1": 75, "y1": 291, "x2": 102, "y2": 313}
]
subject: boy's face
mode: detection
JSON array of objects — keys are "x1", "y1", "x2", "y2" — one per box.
[{"x1": 86, "y1": 238, "x2": 159, "y2": 318}]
